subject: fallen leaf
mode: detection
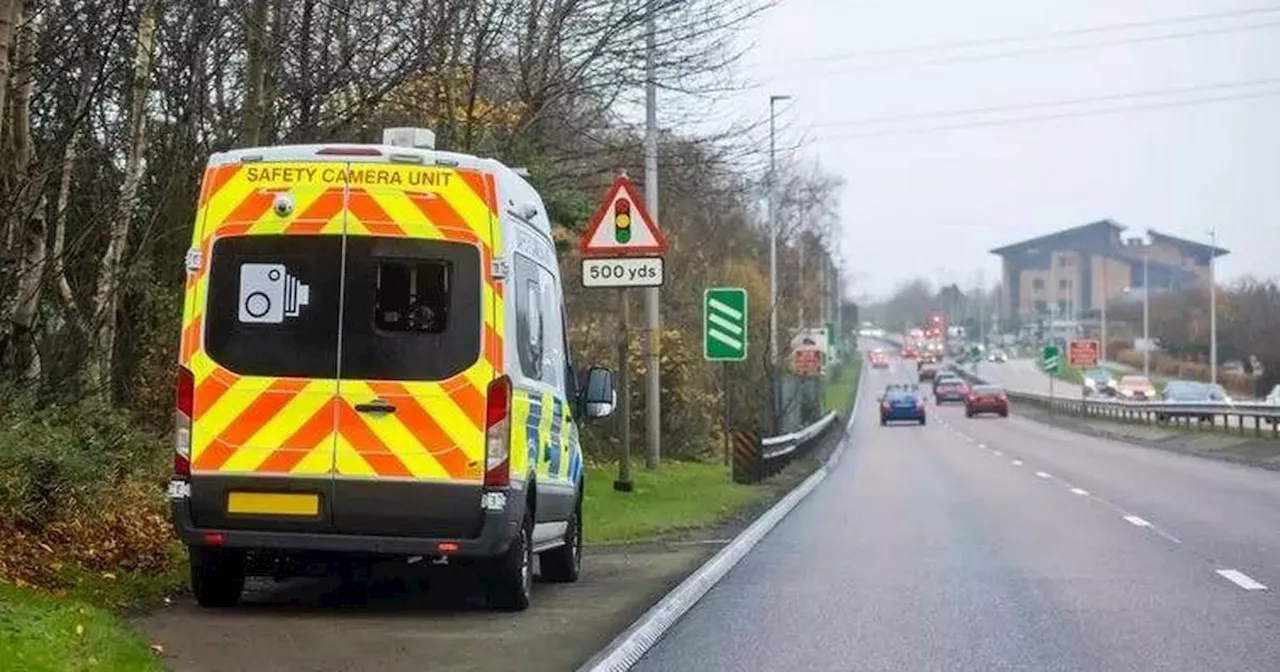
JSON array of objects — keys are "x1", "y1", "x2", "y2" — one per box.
[
  {"x1": 150, "y1": 644, "x2": 165, "y2": 655},
  {"x1": 101, "y1": 572, "x2": 116, "y2": 580},
  {"x1": 75, "y1": 624, "x2": 84, "y2": 636}
]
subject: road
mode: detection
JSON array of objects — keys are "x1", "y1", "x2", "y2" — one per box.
[{"x1": 632, "y1": 356, "x2": 1280, "y2": 671}]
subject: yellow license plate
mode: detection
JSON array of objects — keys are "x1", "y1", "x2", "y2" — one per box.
[{"x1": 226, "y1": 492, "x2": 320, "y2": 517}]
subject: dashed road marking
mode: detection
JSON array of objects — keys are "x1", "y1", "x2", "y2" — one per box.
[
  {"x1": 978, "y1": 443, "x2": 986, "y2": 449},
  {"x1": 1011, "y1": 459, "x2": 1023, "y2": 466},
  {"x1": 1216, "y1": 569, "x2": 1268, "y2": 591},
  {"x1": 1035, "y1": 471, "x2": 1051, "y2": 479},
  {"x1": 1070, "y1": 487, "x2": 1089, "y2": 496},
  {"x1": 1124, "y1": 515, "x2": 1152, "y2": 528},
  {"x1": 993, "y1": 450, "x2": 1003, "y2": 456}
]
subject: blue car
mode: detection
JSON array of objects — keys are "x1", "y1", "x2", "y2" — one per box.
[{"x1": 879, "y1": 385, "x2": 927, "y2": 426}]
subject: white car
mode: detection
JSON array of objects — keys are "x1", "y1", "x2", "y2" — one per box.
[{"x1": 987, "y1": 350, "x2": 1007, "y2": 363}]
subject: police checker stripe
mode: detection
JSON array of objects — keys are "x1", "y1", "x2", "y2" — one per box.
[{"x1": 182, "y1": 161, "x2": 504, "y2": 481}]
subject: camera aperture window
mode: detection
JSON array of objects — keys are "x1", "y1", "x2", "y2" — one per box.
[{"x1": 373, "y1": 260, "x2": 450, "y2": 334}]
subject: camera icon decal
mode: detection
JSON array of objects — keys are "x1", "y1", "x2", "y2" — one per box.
[{"x1": 238, "y1": 263, "x2": 311, "y2": 324}]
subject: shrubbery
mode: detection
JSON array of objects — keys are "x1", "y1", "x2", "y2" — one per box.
[{"x1": 0, "y1": 386, "x2": 172, "y2": 588}]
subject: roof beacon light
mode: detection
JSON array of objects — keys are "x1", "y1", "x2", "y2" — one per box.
[{"x1": 382, "y1": 127, "x2": 436, "y2": 150}]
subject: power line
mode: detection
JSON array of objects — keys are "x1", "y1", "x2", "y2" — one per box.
[
  {"x1": 810, "y1": 76, "x2": 1280, "y2": 128},
  {"x1": 766, "y1": 4, "x2": 1280, "y2": 65},
  {"x1": 767, "y1": 19, "x2": 1280, "y2": 76},
  {"x1": 816, "y1": 88, "x2": 1280, "y2": 141}
]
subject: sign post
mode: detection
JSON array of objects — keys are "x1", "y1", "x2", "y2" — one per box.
[
  {"x1": 1042, "y1": 344, "x2": 1062, "y2": 415},
  {"x1": 704, "y1": 288, "x2": 749, "y2": 465},
  {"x1": 581, "y1": 174, "x2": 668, "y2": 492}
]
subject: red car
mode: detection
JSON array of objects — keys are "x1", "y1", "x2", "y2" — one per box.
[
  {"x1": 901, "y1": 347, "x2": 918, "y2": 360},
  {"x1": 965, "y1": 384, "x2": 1009, "y2": 418}
]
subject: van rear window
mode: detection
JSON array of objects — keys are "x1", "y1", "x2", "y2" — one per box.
[
  {"x1": 203, "y1": 235, "x2": 481, "y2": 382},
  {"x1": 340, "y1": 236, "x2": 482, "y2": 382}
]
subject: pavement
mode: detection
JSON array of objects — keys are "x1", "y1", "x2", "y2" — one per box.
[{"x1": 632, "y1": 357, "x2": 1280, "y2": 672}]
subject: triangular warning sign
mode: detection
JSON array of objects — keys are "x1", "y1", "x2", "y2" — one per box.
[{"x1": 580, "y1": 175, "x2": 667, "y2": 256}]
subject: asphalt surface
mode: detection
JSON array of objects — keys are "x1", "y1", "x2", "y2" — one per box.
[
  {"x1": 135, "y1": 543, "x2": 716, "y2": 672},
  {"x1": 633, "y1": 357, "x2": 1280, "y2": 672}
]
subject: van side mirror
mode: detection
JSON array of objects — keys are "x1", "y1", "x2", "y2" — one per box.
[{"x1": 581, "y1": 367, "x2": 616, "y2": 419}]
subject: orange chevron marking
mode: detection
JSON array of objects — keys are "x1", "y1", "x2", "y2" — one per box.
[
  {"x1": 193, "y1": 369, "x2": 239, "y2": 421},
  {"x1": 366, "y1": 382, "x2": 469, "y2": 479},
  {"x1": 347, "y1": 188, "x2": 406, "y2": 237},
  {"x1": 285, "y1": 188, "x2": 345, "y2": 234},
  {"x1": 257, "y1": 399, "x2": 337, "y2": 474},
  {"x1": 337, "y1": 401, "x2": 412, "y2": 477},
  {"x1": 181, "y1": 315, "x2": 202, "y2": 365},
  {"x1": 196, "y1": 378, "x2": 309, "y2": 470},
  {"x1": 199, "y1": 165, "x2": 243, "y2": 209}
]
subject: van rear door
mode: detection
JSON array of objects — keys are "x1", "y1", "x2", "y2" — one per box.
[
  {"x1": 330, "y1": 167, "x2": 499, "y2": 538},
  {"x1": 186, "y1": 161, "x2": 348, "y2": 533}
]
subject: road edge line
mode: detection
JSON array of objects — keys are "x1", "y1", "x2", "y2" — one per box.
[{"x1": 576, "y1": 361, "x2": 866, "y2": 672}]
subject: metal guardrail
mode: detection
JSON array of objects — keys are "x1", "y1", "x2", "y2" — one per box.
[
  {"x1": 944, "y1": 364, "x2": 1280, "y2": 439},
  {"x1": 762, "y1": 411, "x2": 838, "y2": 459},
  {"x1": 731, "y1": 412, "x2": 840, "y2": 484}
]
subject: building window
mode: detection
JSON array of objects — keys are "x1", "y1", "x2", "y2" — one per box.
[
  {"x1": 1032, "y1": 278, "x2": 1045, "y2": 290},
  {"x1": 1059, "y1": 278, "x2": 1071, "y2": 291},
  {"x1": 1058, "y1": 299, "x2": 1069, "y2": 314},
  {"x1": 1033, "y1": 300, "x2": 1047, "y2": 313},
  {"x1": 1058, "y1": 255, "x2": 1069, "y2": 268}
]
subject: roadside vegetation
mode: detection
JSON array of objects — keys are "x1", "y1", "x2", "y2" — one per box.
[
  {"x1": 585, "y1": 359, "x2": 863, "y2": 545},
  {"x1": 0, "y1": 0, "x2": 853, "y2": 661}
]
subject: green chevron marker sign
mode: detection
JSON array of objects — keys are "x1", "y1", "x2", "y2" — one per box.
[{"x1": 704, "y1": 287, "x2": 748, "y2": 361}]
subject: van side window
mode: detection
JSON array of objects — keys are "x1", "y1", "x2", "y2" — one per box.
[
  {"x1": 536, "y1": 264, "x2": 564, "y2": 393},
  {"x1": 514, "y1": 254, "x2": 544, "y2": 381},
  {"x1": 373, "y1": 260, "x2": 449, "y2": 333}
]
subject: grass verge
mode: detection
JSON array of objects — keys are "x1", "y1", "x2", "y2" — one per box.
[
  {"x1": 824, "y1": 358, "x2": 862, "y2": 412},
  {"x1": 0, "y1": 582, "x2": 166, "y2": 672},
  {"x1": 583, "y1": 461, "x2": 766, "y2": 545},
  {"x1": 584, "y1": 353, "x2": 864, "y2": 546}
]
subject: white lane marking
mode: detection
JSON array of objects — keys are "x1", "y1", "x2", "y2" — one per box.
[
  {"x1": 964, "y1": 436, "x2": 974, "y2": 443},
  {"x1": 1035, "y1": 471, "x2": 1051, "y2": 479},
  {"x1": 1216, "y1": 569, "x2": 1268, "y2": 591},
  {"x1": 992, "y1": 450, "x2": 1003, "y2": 456},
  {"x1": 1123, "y1": 515, "x2": 1152, "y2": 527},
  {"x1": 978, "y1": 443, "x2": 986, "y2": 449},
  {"x1": 1070, "y1": 487, "x2": 1089, "y2": 496},
  {"x1": 1011, "y1": 459, "x2": 1023, "y2": 466}
]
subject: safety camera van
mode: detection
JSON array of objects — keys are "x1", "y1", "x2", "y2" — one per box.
[{"x1": 169, "y1": 127, "x2": 617, "y2": 611}]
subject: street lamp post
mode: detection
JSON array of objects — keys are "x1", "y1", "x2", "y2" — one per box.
[
  {"x1": 1142, "y1": 246, "x2": 1150, "y2": 378},
  {"x1": 1208, "y1": 228, "x2": 1217, "y2": 385},
  {"x1": 767, "y1": 94, "x2": 790, "y2": 368}
]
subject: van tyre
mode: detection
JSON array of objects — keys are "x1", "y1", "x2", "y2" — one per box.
[
  {"x1": 190, "y1": 547, "x2": 246, "y2": 608},
  {"x1": 485, "y1": 510, "x2": 533, "y2": 612},
  {"x1": 540, "y1": 493, "x2": 582, "y2": 583}
]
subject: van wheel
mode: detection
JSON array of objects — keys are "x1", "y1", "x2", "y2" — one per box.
[
  {"x1": 540, "y1": 495, "x2": 582, "y2": 583},
  {"x1": 485, "y1": 510, "x2": 533, "y2": 611},
  {"x1": 190, "y1": 547, "x2": 246, "y2": 608}
]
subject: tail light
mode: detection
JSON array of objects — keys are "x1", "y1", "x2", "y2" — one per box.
[
  {"x1": 881, "y1": 400, "x2": 890, "y2": 410},
  {"x1": 174, "y1": 366, "x2": 194, "y2": 478},
  {"x1": 915, "y1": 398, "x2": 924, "y2": 410},
  {"x1": 998, "y1": 393, "x2": 1008, "y2": 402},
  {"x1": 484, "y1": 375, "x2": 512, "y2": 488}
]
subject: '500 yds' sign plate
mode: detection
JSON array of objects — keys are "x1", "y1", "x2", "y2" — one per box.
[{"x1": 581, "y1": 257, "x2": 664, "y2": 288}]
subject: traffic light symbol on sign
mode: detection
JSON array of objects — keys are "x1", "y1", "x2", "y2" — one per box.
[{"x1": 614, "y1": 198, "x2": 631, "y2": 243}]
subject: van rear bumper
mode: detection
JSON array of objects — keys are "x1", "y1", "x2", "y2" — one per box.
[{"x1": 170, "y1": 492, "x2": 524, "y2": 559}]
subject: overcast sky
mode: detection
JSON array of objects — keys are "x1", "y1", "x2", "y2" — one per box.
[{"x1": 719, "y1": 0, "x2": 1280, "y2": 300}]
